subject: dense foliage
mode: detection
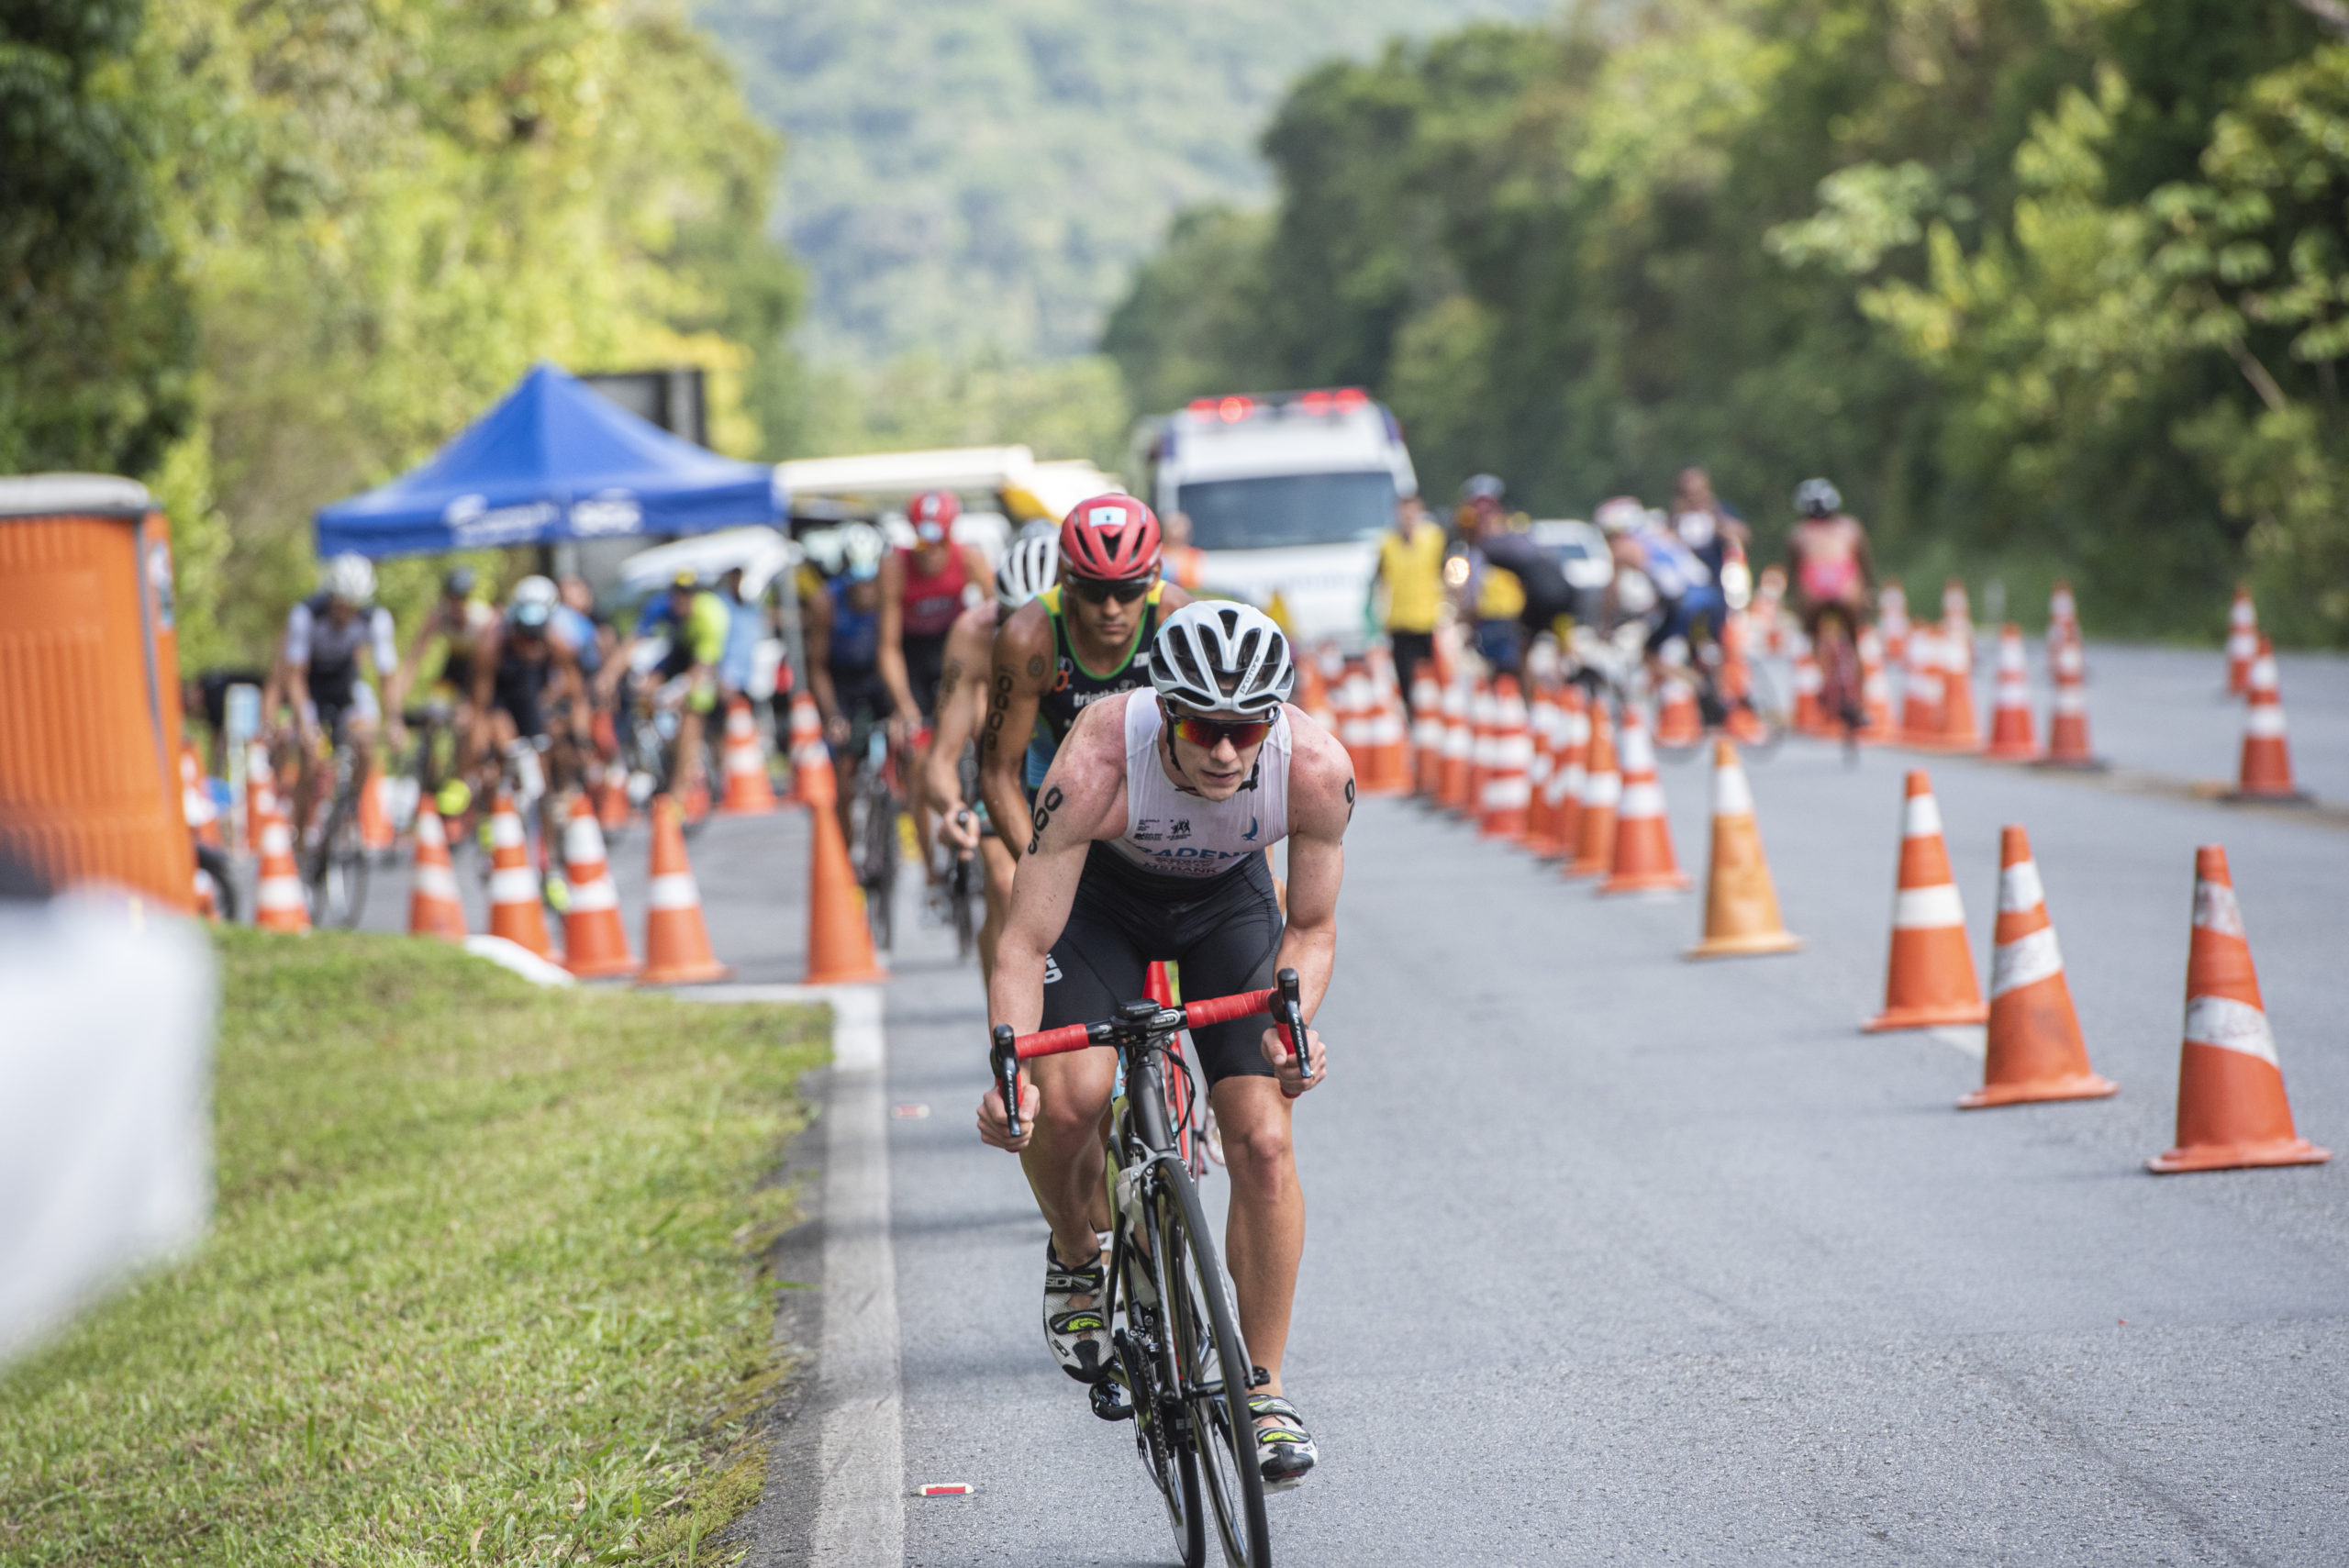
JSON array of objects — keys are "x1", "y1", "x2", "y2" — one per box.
[
  {"x1": 2, "y1": 0, "x2": 799, "y2": 667},
  {"x1": 1106, "y1": 1, "x2": 2349, "y2": 641},
  {"x1": 696, "y1": 0, "x2": 1550, "y2": 362}
]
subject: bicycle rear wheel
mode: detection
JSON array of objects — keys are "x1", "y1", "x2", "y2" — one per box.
[
  {"x1": 861, "y1": 780, "x2": 897, "y2": 951},
  {"x1": 1156, "y1": 1161, "x2": 1270, "y2": 1567},
  {"x1": 306, "y1": 795, "x2": 370, "y2": 929}
]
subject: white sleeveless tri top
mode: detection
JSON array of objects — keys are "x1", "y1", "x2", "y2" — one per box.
[{"x1": 1105, "y1": 695, "x2": 1292, "y2": 879}]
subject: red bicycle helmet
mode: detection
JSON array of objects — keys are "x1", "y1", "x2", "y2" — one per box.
[
  {"x1": 907, "y1": 489, "x2": 962, "y2": 539},
  {"x1": 1059, "y1": 495, "x2": 1163, "y2": 581}
]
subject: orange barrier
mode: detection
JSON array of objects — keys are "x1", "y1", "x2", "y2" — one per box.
[
  {"x1": 1686, "y1": 739, "x2": 1798, "y2": 958},
  {"x1": 1599, "y1": 706, "x2": 1687, "y2": 895},
  {"x1": 2226, "y1": 639, "x2": 2308, "y2": 802},
  {"x1": 486, "y1": 790, "x2": 555, "y2": 959},
  {"x1": 561, "y1": 796, "x2": 638, "y2": 977},
  {"x1": 1564, "y1": 703, "x2": 1619, "y2": 879},
  {"x1": 2147, "y1": 846, "x2": 2329, "y2": 1173},
  {"x1": 786, "y1": 692, "x2": 830, "y2": 807},
  {"x1": 638, "y1": 795, "x2": 732, "y2": 984},
  {"x1": 1865, "y1": 769, "x2": 1987, "y2": 1031},
  {"x1": 720, "y1": 695, "x2": 781, "y2": 816},
  {"x1": 252, "y1": 795, "x2": 309, "y2": 933},
  {"x1": 406, "y1": 806, "x2": 468, "y2": 940},
  {"x1": 1437, "y1": 674, "x2": 1473, "y2": 813},
  {"x1": 2225, "y1": 586, "x2": 2257, "y2": 697},
  {"x1": 2041, "y1": 635, "x2": 2101, "y2": 768},
  {"x1": 1961, "y1": 825, "x2": 2116, "y2": 1107},
  {"x1": 1478, "y1": 675, "x2": 1532, "y2": 839},
  {"x1": 1984, "y1": 623, "x2": 2039, "y2": 761},
  {"x1": 1878, "y1": 580, "x2": 1909, "y2": 668}
]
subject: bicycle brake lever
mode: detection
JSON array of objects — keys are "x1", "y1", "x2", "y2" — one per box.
[
  {"x1": 1274, "y1": 966, "x2": 1311, "y2": 1085},
  {"x1": 990, "y1": 1024, "x2": 1022, "y2": 1140}
]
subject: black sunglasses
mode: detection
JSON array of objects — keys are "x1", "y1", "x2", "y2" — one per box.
[{"x1": 1067, "y1": 576, "x2": 1152, "y2": 606}]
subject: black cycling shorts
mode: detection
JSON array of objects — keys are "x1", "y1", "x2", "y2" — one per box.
[
  {"x1": 1041, "y1": 843, "x2": 1284, "y2": 1085},
  {"x1": 905, "y1": 629, "x2": 950, "y2": 719}
]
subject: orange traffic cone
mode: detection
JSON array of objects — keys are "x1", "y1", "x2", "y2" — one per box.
[
  {"x1": 1857, "y1": 626, "x2": 1896, "y2": 740},
  {"x1": 1791, "y1": 636, "x2": 1829, "y2": 738},
  {"x1": 595, "y1": 762, "x2": 633, "y2": 832},
  {"x1": 2226, "y1": 639, "x2": 2309, "y2": 802},
  {"x1": 1599, "y1": 706, "x2": 1689, "y2": 895},
  {"x1": 1333, "y1": 659, "x2": 1369, "y2": 780},
  {"x1": 1410, "y1": 670, "x2": 1444, "y2": 797},
  {"x1": 358, "y1": 751, "x2": 395, "y2": 852},
  {"x1": 2048, "y1": 579, "x2": 2080, "y2": 652},
  {"x1": 1961, "y1": 826, "x2": 2116, "y2": 1107},
  {"x1": 2040, "y1": 634, "x2": 2101, "y2": 768},
  {"x1": 1654, "y1": 663, "x2": 1703, "y2": 749},
  {"x1": 719, "y1": 695, "x2": 780, "y2": 816},
  {"x1": 1752, "y1": 566, "x2": 1788, "y2": 658},
  {"x1": 1984, "y1": 624, "x2": 2039, "y2": 761},
  {"x1": 192, "y1": 862, "x2": 220, "y2": 922},
  {"x1": 1899, "y1": 629, "x2": 1946, "y2": 746},
  {"x1": 1463, "y1": 678, "x2": 1496, "y2": 821},
  {"x1": 2147, "y1": 847, "x2": 2329, "y2": 1173},
  {"x1": 2225, "y1": 586, "x2": 2258, "y2": 696},
  {"x1": 1478, "y1": 676, "x2": 1531, "y2": 839},
  {"x1": 243, "y1": 742, "x2": 276, "y2": 854},
  {"x1": 1364, "y1": 648, "x2": 1412, "y2": 795},
  {"x1": 1878, "y1": 580, "x2": 1909, "y2": 668},
  {"x1": 485, "y1": 792, "x2": 555, "y2": 959},
  {"x1": 406, "y1": 806, "x2": 468, "y2": 940},
  {"x1": 252, "y1": 796, "x2": 309, "y2": 933},
  {"x1": 1941, "y1": 578, "x2": 1973, "y2": 662},
  {"x1": 800, "y1": 784, "x2": 887, "y2": 986},
  {"x1": 1564, "y1": 703, "x2": 1618, "y2": 879},
  {"x1": 182, "y1": 743, "x2": 222, "y2": 848},
  {"x1": 1720, "y1": 609, "x2": 1768, "y2": 745},
  {"x1": 1864, "y1": 769, "x2": 1987, "y2": 1031},
  {"x1": 1686, "y1": 739, "x2": 1799, "y2": 958},
  {"x1": 1438, "y1": 675, "x2": 1474, "y2": 813},
  {"x1": 1523, "y1": 681, "x2": 1559, "y2": 849},
  {"x1": 637, "y1": 795, "x2": 733, "y2": 984},
  {"x1": 560, "y1": 796, "x2": 637, "y2": 977},
  {"x1": 785, "y1": 692, "x2": 829, "y2": 807},
  {"x1": 1540, "y1": 685, "x2": 1588, "y2": 860},
  {"x1": 1935, "y1": 623, "x2": 1983, "y2": 752}
]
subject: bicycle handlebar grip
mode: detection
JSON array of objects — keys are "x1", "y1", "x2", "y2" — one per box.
[
  {"x1": 989, "y1": 1025, "x2": 1022, "y2": 1140},
  {"x1": 1274, "y1": 967, "x2": 1311, "y2": 1084},
  {"x1": 1181, "y1": 987, "x2": 1274, "y2": 1029},
  {"x1": 1012, "y1": 1022, "x2": 1097, "y2": 1061}
]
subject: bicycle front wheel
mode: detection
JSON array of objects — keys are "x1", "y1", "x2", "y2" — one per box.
[{"x1": 1156, "y1": 1161, "x2": 1270, "y2": 1567}]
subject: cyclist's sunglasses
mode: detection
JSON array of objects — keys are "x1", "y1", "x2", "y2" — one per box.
[
  {"x1": 1163, "y1": 704, "x2": 1273, "y2": 752},
  {"x1": 1066, "y1": 575, "x2": 1153, "y2": 606}
]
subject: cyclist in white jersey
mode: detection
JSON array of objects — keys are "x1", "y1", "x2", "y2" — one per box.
[{"x1": 977, "y1": 601, "x2": 1353, "y2": 1489}]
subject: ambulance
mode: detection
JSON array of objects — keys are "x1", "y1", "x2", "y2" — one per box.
[{"x1": 1130, "y1": 389, "x2": 1419, "y2": 649}]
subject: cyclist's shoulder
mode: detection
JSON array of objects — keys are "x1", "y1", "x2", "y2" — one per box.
[{"x1": 991, "y1": 598, "x2": 1056, "y2": 673}]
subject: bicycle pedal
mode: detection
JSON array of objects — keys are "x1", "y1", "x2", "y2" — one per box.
[{"x1": 1089, "y1": 1374, "x2": 1134, "y2": 1423}]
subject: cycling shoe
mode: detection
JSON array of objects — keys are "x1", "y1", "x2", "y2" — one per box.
[
  {"x1": 1043, "y1": 1237, "x2": 1109, "y2": 1384},
  {"x1": 1247, "y1": 1391, "x2": 1318, "y2": 1490}
]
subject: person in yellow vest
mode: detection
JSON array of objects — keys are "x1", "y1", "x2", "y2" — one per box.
[
  {"x1": 1454, "y1": 474, "x2": 1531, "y2": 673},
  {"x1": 1371, "y1": 492, "x2": 1446, "y2": 711}
]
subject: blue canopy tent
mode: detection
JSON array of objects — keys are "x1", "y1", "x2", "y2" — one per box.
[{"x1": 315, "y1": 362, "x2": 781, "y2": 558}]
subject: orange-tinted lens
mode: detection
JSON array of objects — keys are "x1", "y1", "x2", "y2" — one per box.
[{"x1": 1172, "y1": 716, "x2": 1272, "y2": 751}]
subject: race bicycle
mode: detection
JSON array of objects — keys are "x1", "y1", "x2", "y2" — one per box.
[
  {"x1": 302, "y1": 731, "x2": 372, "y2": 929},
  {"x1": 845, "y1": 724, "x2": 899, "y2": 951},
  {"x1": 990, "y1": 971, "x2": 1314, "y2": 1568},
  {"x1": 1809, "y1": 602, "x2": 1868, "y2": 762}
]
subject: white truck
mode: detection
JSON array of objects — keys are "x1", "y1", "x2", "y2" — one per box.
[{"x1": 1130, "y1": 388, "x2": 1418, "y2": 649}]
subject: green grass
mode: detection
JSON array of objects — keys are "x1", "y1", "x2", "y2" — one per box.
[{"x1": 0, "y1": 929, "x2": 827, "y2": 1566}]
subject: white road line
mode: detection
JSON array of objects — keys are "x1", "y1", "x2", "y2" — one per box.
[{"x1": 673, "y1": 982, "x2": 903, "y2": 1566}]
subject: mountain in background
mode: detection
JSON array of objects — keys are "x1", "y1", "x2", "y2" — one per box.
[{"x1": 696, "y1": 0, "x2": 1553, "y2": 362}]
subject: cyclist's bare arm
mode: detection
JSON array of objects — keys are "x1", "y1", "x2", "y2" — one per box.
[
  {"x1": 978, "y1": 600, "x2": 1053, "y2": 866},
  {"x1": 925, "y1": 603, "x2": 995, "y2": 840},
  {"x1": 874, "y1": 550, "x2": 918, "y2": 726},
  {"x1": 801, "y1": 584, "x2": 844, "y2": 732},
  {"x1": 467, "y1": 625, "x2": 504, "y2": 770},
  {"x1": 985, "y1": 694, "x2": 1132, "y2": 1043},
  {"x1": 1270, "y1": 713, "x2": 1352, "y2": 1029}
]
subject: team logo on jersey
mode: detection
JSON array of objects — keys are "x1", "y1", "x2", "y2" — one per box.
[
  {"x1": 1043, "y1": 953, "x2": 1063, "y2": 984},
  {"x1": 1242, "y1": 815, "x2": 1260, "y2": 842}
]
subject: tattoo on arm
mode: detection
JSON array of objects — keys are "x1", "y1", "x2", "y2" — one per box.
[
  {"x1": 1027, "y1": 654, "x2": 1047, "y2": 678},
  {"x1": 1026, "y1": 784, "x2": 1063, "y2": 856},
  {"x1": 982, "y1": 669, "x2": 1013, "y2": 756},
  {"x1": 1344, "y1": 777, "x2": 1356, "y2": 824},
  {"x1": 938, "y1": 658, "x2": 962, "y2": 704}
]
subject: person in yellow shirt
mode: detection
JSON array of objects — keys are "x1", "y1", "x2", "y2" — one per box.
[
  {"x1": 1455, "y1": 474, "x2": 1531, "y2": 673},
  {"x1": 1371, "y1": 492, "x2": 1446, "y2": 711}
]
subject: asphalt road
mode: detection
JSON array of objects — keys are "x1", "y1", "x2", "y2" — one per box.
[{"x1": 340, "y1": 642, "x2": 2349, "y2": 1564}]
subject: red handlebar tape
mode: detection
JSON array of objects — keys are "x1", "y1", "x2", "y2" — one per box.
[{"x1": 1010, "y1": 987, "x2": 1276, "y2": 1061}]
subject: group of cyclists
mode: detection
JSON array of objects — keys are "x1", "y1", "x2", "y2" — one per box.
[{"x1": 253, "y1": 550, "x2": 755, "y2": 910}]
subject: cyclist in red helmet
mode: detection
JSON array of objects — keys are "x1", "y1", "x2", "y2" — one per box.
[
  {"x1": 978, "y1": 495, "x2": 1196, "y2": 851},
  {"x1": 883, "y1": 488, "x2": 993, "y2": 898}
]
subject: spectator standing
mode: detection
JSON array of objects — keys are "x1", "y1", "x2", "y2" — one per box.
[{"x1": 1372, "y1": 492, "x2": 1445, "y2": 711}]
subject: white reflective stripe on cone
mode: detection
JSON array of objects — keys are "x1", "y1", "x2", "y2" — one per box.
[
  {"x1": 649, "y1": 873, "x2": 701, "y2": 910},
  {"x1": 1990, "y1": 926, "x2": 2063, "y2": 997},
  {"x1": 2246, "y1": 706, "x2": 2288, "y2": 739},
  {"x1": 1902, "y1": 793, "x2": 1944, "y2": 838},
  {"x1": 2054, "y1": 689, "x2": 2087, "y2": 715},
  {"x1": 1483, "y1": 778, "x2": 1531, "y2": 808},
  {"x1": 256, "y1": 876, "x2": 306, "y2": 909},
  {"x1": 2192, "y1": 880, "x2": 2246, "y2": 936},
  {"x1": 1619, "y1": 781, "x2": 1665, "y2": 818},
  {"x1": 415, "y1": 863, "x2": 462, "y2": 900},
  {"x1": 261, "y1": 822, "x2": 292, "y2": 855},
  {"x1": 492, "y1": 813, "x2": 527, "y2": 849},
  {"x1": 491, "y1": 867, "x2": 540, "y2": 903},
  {"x1": 1710, "y1": 762, "x2": 1753, "y2": 818},
  {"x1": 1893, "y1": 883, "x2": 1965, "y2": 929},
  {"x1": 568, "y1": 875, "x2": 619, "y2": 913},
  {"x1": 1584, "y1": 773, "x2": 1622, "y2": 808},
  {"x1": 564, "y1": 817, "x2": 606, "y2": 863},
  {"x1": 2183, "y1": 994, "x2": 2278, "y2": 1066},
  {"x1": 1998, "y1": 859, "x2": 2045, "y2": 914}
]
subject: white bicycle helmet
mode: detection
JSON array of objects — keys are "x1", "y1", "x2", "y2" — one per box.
[
  {"x1": 1149, "y1": 601, "x2": 1293, "y2": 718},
  {"x1": 996, "y1": 533, "x2": 1059, "y2": 609},
  {"x1": 320, "y1": 551, "x2": 375, "y2": 604},
  {"x1": 1592, "y1": 496, "x2": 1646, "y2": 536},
  {"x1": 841, "y1": 521, "x2": 885, "y2": 582},
  {"x1": 510, "y1": 573, "x2": 560, "y2": 610}
]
